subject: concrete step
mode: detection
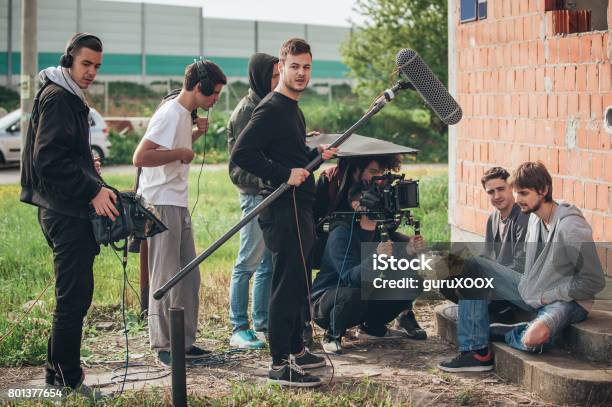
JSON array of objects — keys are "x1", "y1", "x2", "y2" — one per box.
[
  {"x1": 436, "y1": 300, "x2": 612, "y2": 363},
  {"x1": 435, "y1": 303, "x2": 612, "y2": 406}
]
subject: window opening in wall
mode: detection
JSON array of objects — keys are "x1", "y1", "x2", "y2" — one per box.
[
  {"x1": 460, "y1": 0, "x2": 487, "y2": 23},
  {"x1": 546, "y1": 0, "x2": 609, "y2": 33}
]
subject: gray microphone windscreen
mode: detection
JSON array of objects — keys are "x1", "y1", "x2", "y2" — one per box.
[{"x1": 395, "y1": 49, "x2": 462, "y2": 125}]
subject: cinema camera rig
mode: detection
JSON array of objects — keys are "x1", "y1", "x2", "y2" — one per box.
[{"x1": 322, "y1": 172, "x2": 421, "y2": 238}]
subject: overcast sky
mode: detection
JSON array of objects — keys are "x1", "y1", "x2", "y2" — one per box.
[{"x1": 102, "y1": 0, "x2": 364, "y2": 27}]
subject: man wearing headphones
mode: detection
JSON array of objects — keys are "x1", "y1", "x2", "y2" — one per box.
[
  {"x1": 132, "y1": 60, "x2": 227, "y2": 366},
  {"x1": 21, "y1": 33, "x2": 117, "y2": 397}
]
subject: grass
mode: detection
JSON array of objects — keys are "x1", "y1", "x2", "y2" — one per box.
[
  {"x1": 0, "y1": 166, "x2": 448, "y2": 403},
  {"x1": 4, "y1": 379, "x2": 407, "y2": 406}
]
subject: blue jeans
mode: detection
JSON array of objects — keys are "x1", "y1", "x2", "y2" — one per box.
[
  {"x1": 457, "y1": 256, "x2": 589, "y2": 353},
  {"x1": 229, "y1": 193, "x2": 273, "y2": 333}
]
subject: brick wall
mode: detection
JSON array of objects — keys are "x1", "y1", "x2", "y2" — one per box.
[{"x1": 450, "y1": 0, "x2": 612, "y2": 277}]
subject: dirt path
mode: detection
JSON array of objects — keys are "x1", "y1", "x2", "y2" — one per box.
[{"x1": 2, "y1": 300, "x2": 552, "y2": 406}]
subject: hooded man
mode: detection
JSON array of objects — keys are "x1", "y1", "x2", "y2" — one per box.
[
  {"x1": 226, "y1": 53, "x2": 280, "y2": 349},
  {"x1": 20, "y1": 33, "x2": 117, "y2": 398}
]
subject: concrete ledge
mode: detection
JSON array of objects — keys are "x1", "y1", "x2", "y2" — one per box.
[{"x1": 435, "y1": 303, "x2": 612, "y2": 406}]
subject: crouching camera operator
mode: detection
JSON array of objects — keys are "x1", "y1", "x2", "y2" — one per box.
[
  {"x1": 313, "y1": 155, "x2": 426, "y2": 342},
  {"x1": 311, "y1": 180, "x2": 427, "y2": 354}
]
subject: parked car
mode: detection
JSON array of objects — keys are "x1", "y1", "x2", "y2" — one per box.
[{"x1": 0, "y1": 107, "x2": 111, "y2": 164}]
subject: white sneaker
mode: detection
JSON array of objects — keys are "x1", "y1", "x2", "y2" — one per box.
[
  {"x1": 356, "y1": 327, "x2": 404, "y2": 341},
  {"x1": 254, "y1": 330, "x2": 268, "y2": 344},
  {"x1": 322, "y1": 338, "x2": 342, "y2": 354}
]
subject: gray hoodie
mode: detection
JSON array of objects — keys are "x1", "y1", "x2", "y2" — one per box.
[
  {"x1": 518, "y1": 202, "x2": 606, "y2": 310},
  {"x1": 39, "y1": 66, "x2": 87, "y2": 105}
]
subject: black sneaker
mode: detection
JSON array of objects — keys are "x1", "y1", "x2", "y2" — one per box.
[
  {"x1": 438, "y1": 350, "x2": 494, "y2": 372},
  {"x1": 267, "y1": 363, "x2": 322, "y2": 388},
  {"x1": 489, "y1": 323, "x2": 523, "y2": 342},
  {"x1": 186, "y1": 345, "x2": 212, "y2": 359},
  {"x1": 303, "y1": 322, "x2": 314, "y2": 347},
  {"x1": 157, "y1": 350, "x2": 171, "y2": 367},
  {"x1": 321, "y1": 337, "x2": 342, "y2": 355},
  {"x1": 292, "y1": 347, "x2": 326, "y2": 369},
  {"x1": 394, "y1": 310, "x2": 427, "y2": 340}
]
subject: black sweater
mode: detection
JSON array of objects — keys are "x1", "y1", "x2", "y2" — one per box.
[{"x1": 230, "y1": 92, "x2": 319, "y2": 205}]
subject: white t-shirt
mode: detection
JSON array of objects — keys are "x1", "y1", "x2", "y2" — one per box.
[{"x1": 137, "y1": 99, "x2": 193, "y2": 207}]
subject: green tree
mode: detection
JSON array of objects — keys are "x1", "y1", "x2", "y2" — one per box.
[{"x1": 342, "y1": 0, "x2": 448, "y2": 135}]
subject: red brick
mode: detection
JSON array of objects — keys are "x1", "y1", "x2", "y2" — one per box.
[
  {"x1": 557, "y1": 94, "x2": 568, "y2": 117},
  {"x1": 512, "y1": 0, "x2": 521, "y2": 16},
  {"x1": 575, "y1": 64, "x2": 588, "y2": 91},
  {"x1": 596, "y1": 184, "x2": 609, "y2": 211},
  {"x1": 553, "y1": 66, "x2": 564, "y2": 91},
  {"x1": 537, "y1": 41, "x2": 546, "y2": 64},
  {"x1": 524, "y1": 16, "x2": 533, "y2": 40},
  {"x1": 605, "y1": 154, "x2": 612, "y2": 183},
  {"x1": 604, "y1": 93, "x2": 612, "y2": 111},
  {"x1": 512, "y1": 95, "x2": 521, "y2": 116},
  {"x1": 545, "y1": 11, "x2": 556, "y2": 37},
  {"x1": 568, "y1": 93, "x2": 579, "y2": 116},
  {"x1": 548, "y1": 94, "x2": 558, "y2": 119},
  {"x1": 559, "y1": 37, "x2": 570, "y2": 63},
  {"x1": 548, "y1": 38, "x2": 560, "y2": 64},
  {"x1": 548, "y1": 148, "x2": 559, "y2": 173},
  {"x1": 529, "y1": 93, "x2": 539, "y2": 118},
  {"x1": 585, "y1": 183, "x2": 597, "y2": 210},
  {"x1": 580, "y1": 35, "x2": 593, "y2": 63},
  {"x1": 538, "y1": 94, "x2": 548, "y2": 118},
  {"x1": 565, "y1": 66, "x2": 576, "y2": 91},
  {"x1": 591, "y1": 95, "x2": 603, "y2": 120},
  {"x1": 553, "y1": 176, "x2": 563, "y2": 198},
  {"x1": 578, "y1": 151, "x2": 591, "y2": 178},
  {"x1": 520, "y1": 0, "x2": 530, "y2": 14},
  {"x1": 569, "y1": 37, "x2": 581, "y2": 62},
  {"x1": 587, "y1": 64, "x2": 599, "y2": 92},
  {"x1": 579, "y1": 93, "x2": 591, "y2": 120},
  {"x1": 594, "y1": 152, "x2": 606, "y2": 180},
  {"x1": 605, "y1": 216, "x2": 612, "y2": 243},
  {"x1": 558, "y1": 148, "x2": 568, "y2": 175},
  {"x1": 535, "y1": 67, "x2": 545, "y2": 92},
  {"x1": 592, "y1": 213, "x2": 604, "y2": 242},
  {"x1": 520, "y1": 94, "x2": 529, "y2": 117},
  {"x1": 577, "y1": 128, "x2": 588, "y2": 149},
  {"x1": 520, "y1": 42, "x2": 530, "y2": 66},
  {"x1": 516, "y1": 17, "x2": 525, "y2": 42},
  {"x1": 516, "y1": 69, "x2": 525, "y2": 92},
  {"x1": 574, "y1": 180, "x2": 585, "y2": 208},
  {"x1": 554, "y1": 120, "x2": 565, "y2": 146},
  {"x1": 511, "y1": 43, "x2": 520, "y2": 66},
  {"x1": 600, "y1": 63, "x2": 612, "y2": 93},
  {"x1": 499, "y1": 21, "x2": 507, "y2": 43},
  {"x1": 591, "y1": 34, "x2": 605, "y2": 61},
  {"x1": 563, "y1": 178, "x2": 573, "y2": 202},
  {"x1": 508, "y1": 21, "x2": 517, "y2": 44}
]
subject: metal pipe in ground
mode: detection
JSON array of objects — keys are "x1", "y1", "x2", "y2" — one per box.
[{"x1": 170, "y1": 307, "x2": 187, "y2": 407}]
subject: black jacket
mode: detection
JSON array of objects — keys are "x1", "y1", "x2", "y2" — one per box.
[
  {"x1": 20, "y1": 81, "x2": 102, "y2": 219},
  {"x1": 227, "y1": 89, "x2": 267, "y2": 194},
  {"x1": 227, "y1": 53, "x2": 278, "y2": 194}
]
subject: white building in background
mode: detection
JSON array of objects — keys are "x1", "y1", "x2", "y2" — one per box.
[{"x1": 0, "y1": 0, "x2": 352, "y2": 87}]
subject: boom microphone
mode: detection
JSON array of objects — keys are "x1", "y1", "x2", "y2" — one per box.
[{"x1": 395, "y1": 49, "x2": 462, "y2": 125}]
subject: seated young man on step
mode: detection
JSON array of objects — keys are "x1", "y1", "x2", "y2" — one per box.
[{"x1": 439, "y1": 161, "x2": 605, "y2": 372}]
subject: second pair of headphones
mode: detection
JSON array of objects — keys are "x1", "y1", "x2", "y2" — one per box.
[
  {"x1": 194, "y1": 58, "x2": 215, "y2": 96},
  {"x1": 60, "y1": 33, "x2": 101, "y2": 69}
]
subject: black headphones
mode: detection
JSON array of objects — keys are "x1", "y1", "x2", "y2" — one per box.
[
  {"x1": 60, "y1": 33, "x2": 101, "y2": 68},
  {"x1": 194, "y1": 58, "x2": 214, "y2": 96}
]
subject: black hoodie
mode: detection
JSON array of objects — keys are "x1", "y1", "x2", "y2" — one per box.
[{"x1": 227, "y1": 53, "x2": 279, "y2": 193}]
